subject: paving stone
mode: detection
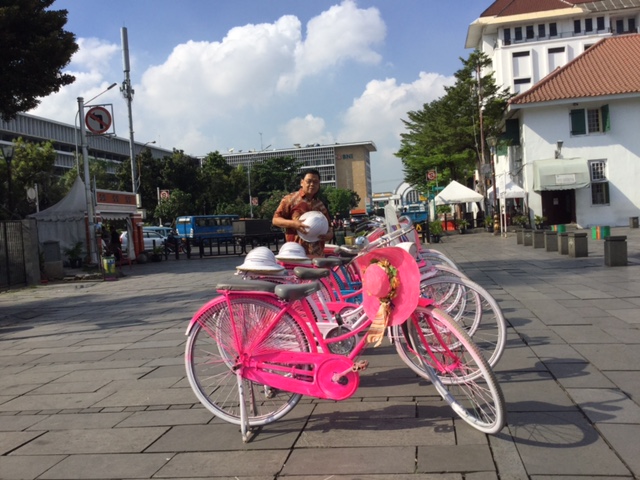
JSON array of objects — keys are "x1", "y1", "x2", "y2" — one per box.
[
  {"x1": 417, "y1": 444, "x2": 495, "y2": 473},
  {"x1": 26, "y1": 411, "x2": 132, "y2": 430},
  {"x1": 596, "y1": 423, "x2": 640, "y2": 478},
  {"x1": 156, "y1": 450, "x2": 290, "y2": 478},
  {"x1": 116, "y1": 408, "x2": 213, "y2": 427},
  {"x1": 566, "y1": 387, "x2": 640, "y2": 424},
  {"x1": 0, "y1": 455, "x2": 66, "y2": 479},
  {"x1": 12, "y1": 427, "x2": 169, "y2": 454},
  {"x1": 0, "y1": 431, "x2": 43, "y2": 455},
  {"x1": 38, "y1": 453, "x2": 171, "y2": 479},
  {"x1": 282, "y1": 446, "x2": 415, "y2": 476}
]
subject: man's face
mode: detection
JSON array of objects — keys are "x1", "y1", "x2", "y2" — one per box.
[{"x1": 300, "y1": 173, "x2": 320, "y2": 197}]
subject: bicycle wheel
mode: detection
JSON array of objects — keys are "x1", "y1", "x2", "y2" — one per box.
[
  {"x1": 185, "y1": 296, "x2": 310, "y2": 427},
  {"x1": 394, "y1": 306, "x2": 506, "y2": 434},
  {"x1": 420, "y1": 275, "x2": 507, "y2": 367},
  {"x1": 419, "y1": 250, "x2": 459, "y2": 270}
]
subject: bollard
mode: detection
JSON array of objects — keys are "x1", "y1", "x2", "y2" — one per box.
[
  {"x1": 604, "y1": 235, "x2": 627, "y2": 266},
  {"x1": 558, "y1": 232, "x2": 568, "y2": 255},
  {"x1": 523, "y1": 229, "x2": 533, "y2": 246},
  {"x1": 533, "y1": 230, "x2": 545, "y2": 248},
  {"x1": 568, "y1": 232, "x2": 588, "y2": 257},
  {"x1": 544, "y1": 231, "x2": 558, "y2": 252},
  {"x1": 516, "y1": 228, "x2": 523, "y2": 245}
]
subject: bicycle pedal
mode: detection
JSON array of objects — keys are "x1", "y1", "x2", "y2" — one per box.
[{"x1": 352, "y1": 360, "x2": 369, "y2": 372}]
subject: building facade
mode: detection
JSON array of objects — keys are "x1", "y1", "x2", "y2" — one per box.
[
  {"x1": 221, "y1": 142, "x2": 375, "y2": 211},
  {"x1": 0, "y1": 112, "x2": 173, "y2": 175},
  {"x1": 467, "y1": 0, "x2": 640, "y2": 227}
]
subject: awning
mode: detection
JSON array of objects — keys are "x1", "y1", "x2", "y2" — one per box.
[
  {"x1": 533, "y1": 158, "x2": 590, "y2": 191},
  {"x1": 98, "y1": 211, "x2": 131, "y2": 221}
]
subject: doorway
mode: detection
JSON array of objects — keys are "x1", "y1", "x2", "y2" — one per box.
[{"x1": 541, "y1": 189, "x2": 575, "y2": 225}]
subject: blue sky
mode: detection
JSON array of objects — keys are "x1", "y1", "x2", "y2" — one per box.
[{"x1": 34, "y1": 0, "x2": 485, "y2": 193}]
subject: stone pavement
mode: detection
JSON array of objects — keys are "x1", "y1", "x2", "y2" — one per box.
[{"x1": 1, "y1": 227, "x2": 639, "y2": 479}]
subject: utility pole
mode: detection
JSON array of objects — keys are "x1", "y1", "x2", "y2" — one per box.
[{"x1": 121, "y1": 27, "x2": 138, "y2": 207}]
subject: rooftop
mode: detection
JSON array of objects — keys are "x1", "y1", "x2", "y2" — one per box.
[{"x1": 510, "y1": 33, "x2": 640, "y2": 105}]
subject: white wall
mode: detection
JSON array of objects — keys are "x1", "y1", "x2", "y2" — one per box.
[{"x1": 519, "y1": 98, "x2": 640, "y2": 227}]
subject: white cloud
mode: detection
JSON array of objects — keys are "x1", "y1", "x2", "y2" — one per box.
[{"x1": 281, "y1": 114, "x2": 335, "y2": 147}]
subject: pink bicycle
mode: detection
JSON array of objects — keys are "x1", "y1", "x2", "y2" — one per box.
[{"x1": 185, "y1": 247, "x2": 506, "y2": 442}]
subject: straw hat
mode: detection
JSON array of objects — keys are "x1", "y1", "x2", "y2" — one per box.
[
  {"x1": 298, "y1": 211, "x2": 329, "y2": 243},
  {"x1": 236, "y1": 247, "x2": 285, "y2": 274},
  {"x1": 355, "y1": 246, "x2": 420, "y2": 327},
  {"x1": 275, "y1": 242, "x2": 311, "y2": 264}
]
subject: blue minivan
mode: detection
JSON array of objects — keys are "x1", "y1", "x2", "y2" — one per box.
[{"x1": 175, "y1": 215, "x2": 239, "y2": 245}]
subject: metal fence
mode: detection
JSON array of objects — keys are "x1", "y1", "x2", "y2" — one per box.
[{"x1": 0, "y1": 221, "x2": 27, "y2": 290}]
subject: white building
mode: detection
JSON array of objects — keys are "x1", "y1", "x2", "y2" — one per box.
[{"x1": 467, "y1": 0, "x2": 640, "y2": 227}]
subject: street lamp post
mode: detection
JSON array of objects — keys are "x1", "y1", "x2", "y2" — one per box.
[
  {"x1": 1, "y1": 144, "x2": 14, "y2": 216},
  {"x1": 486, "y1": 136, "x2": 500, "y2": 236},
  {"x1": 77, "y1": 83, "x2": 117, "y2": 265}
]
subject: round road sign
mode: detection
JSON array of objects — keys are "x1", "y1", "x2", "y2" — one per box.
[
  {"x1": 85, "y1": 106, "x2": 112, "y2": 134},
  {"x1": 427, "y1": 170, "x2": 437, "y2": 181}
]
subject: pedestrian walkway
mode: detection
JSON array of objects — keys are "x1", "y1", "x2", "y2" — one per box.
[{"x1": 0, "y1": 228, "x2": 639, "y2": 479}]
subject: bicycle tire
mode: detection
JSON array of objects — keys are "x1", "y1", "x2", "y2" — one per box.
[
  {"x1": 419, "y1": 250, "x2": 459, "y2": 270},
  {"x1": 394, "y1": 306, "x2": 506, "y2": 434},
  {"x1": 419, "y1": 275, "x2": 507, "y2": 368},
  {"x1": 185, "y1": 296, "x2": 310, "y2": 427}
]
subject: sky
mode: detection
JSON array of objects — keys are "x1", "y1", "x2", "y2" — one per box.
[{"x1": 32, "y1": 0, "x2": 485, "y2": 193}]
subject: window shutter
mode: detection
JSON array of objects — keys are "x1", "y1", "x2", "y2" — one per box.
[
  {"x1": 570, "y1": 109, "x2": 586, "y2": 135},
  {"x1": 601, "y1": 104, "x2": 610, "y2": 132}
]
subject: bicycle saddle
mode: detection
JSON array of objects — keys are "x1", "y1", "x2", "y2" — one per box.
[
  {"x1": 293, "y1": 266, "x2": 330, "y2": 280},
  {"x1": 312, "y1": 257, "x2": 342, "y2": 268},
  {"x1": 274, "y1": 281, "x2": 321, "y2": 301},
  {"x1": 216, "y1": 280, "x2": 277, "y2": 293}
]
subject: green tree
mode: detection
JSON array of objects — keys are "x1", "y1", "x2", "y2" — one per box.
[
  {"x1": 397, "y1": 50, "x2": 511, "y2": 195},
  {"x1": 0, "y1": 0, "x2": 78, "y2": 121},
  {"x1": 198, "y1": 152, "x2": 237, "y2": 214},
  {"x1": 258, "y1": 190, "x2": 289, "y2": 221},
  {"x1": 322, "y1": 186, "x2": 360, "y2": 218},
  {"x1": 153, "y1": 189, "x2": 193, "y2": 225},
  {"x1": 1, "y1": 138, "x2": 59, "y2": 219}
]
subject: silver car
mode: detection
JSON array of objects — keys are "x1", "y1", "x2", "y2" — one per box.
[{"x1": 120, "y1": 230, "x2": 166, "y2": 252}]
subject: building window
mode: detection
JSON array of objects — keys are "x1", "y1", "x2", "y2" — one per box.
[
  {"x1": 503, "y1": 28, "x2": 511, "y2": 45},
  {"x1": 514, "y1": 77, "x2": 531, "y2": 93},
  {"x1": 570, "y1": 105, "x2": 610, "y2": 135},
  {"x1": 574, "y1": 19, "x2": 582, "y2": 34},
  {"x1": 514, "y1": 26, "x2": 523, "y2": 41},
  {"x1": 538, "y1": 24, "x2": 546, "y2": 38},
  {"x1": 550, "y1": 23, "x2": 558, "y2": 36},
  {"x1": 585, "y1": 18, "x2": 593, "y2": 32},
  {"x1": 615, "y1": 19, "x2": 624, "y2": 33},
  {"x1": 597, "y1": 16, "x2": 605, "y2": 31},
  {"x1": 589, "y1": 160, "x2": 609, "y2": 205},
  {"x1": 630, "y1": 18, "x2": 637, "y2": 32},
  {"x1": 548, "y1": 46, "x2": 565, "y2": 71},
  {"x1": 526, "y1": 25, "x2": 534, "y2": 39}
]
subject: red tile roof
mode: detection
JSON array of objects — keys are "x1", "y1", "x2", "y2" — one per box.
[
  {"x1": 510, "y1": 34, "x2": 640, "y2": 105},
  {"x1": 481, "y1": 0, "x2": 591, "y2": 18}
]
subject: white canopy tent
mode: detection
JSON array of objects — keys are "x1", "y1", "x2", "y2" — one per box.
[
  {"x1": 29, "y1": 176, "x2": 87, "y2": 255},
  {"x1": 487, "y1": 178, "x2": 527, "y2": 236},
  {"x1": 434, "y1": 180, "x2": 483, "y2": 205}
]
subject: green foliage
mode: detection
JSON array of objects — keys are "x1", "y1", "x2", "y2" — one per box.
[
  {"x1": 429, "y1": 220, "x2": 444, "y2": 236},
  {"x1": 397, "y1": 50, "x2": 512, "y2": 193},
  {"x1": 512, "y1": 215, "x2": 530, "y2": 227},
  {"x1": 0, "y1": 0, "x2": 78, "y2": 121},
  {"x1": 0, "y1": 138, "x2": 61, "y2": 219},
  {"x1": 322, "y1": 186, "x2": 360, "y2": 218},
  {"x1": 153, "y1": 189, "x2": 193, "y2": 222},
  {"x1": 258, "y1": 190, "x2": 289, "y2": 221}
]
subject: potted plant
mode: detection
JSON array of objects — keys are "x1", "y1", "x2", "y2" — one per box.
[
  {"x1": 429, "y1": 220, "x2": 444, "y2": 243},
  {"x1": 456, "y1": 218, "x2": 469, "y2": 234},
  {"x1": 512, "y1": 215, "x2": 530, "y2": 229},
  {"x1": 63, "y1": 241, "x2": 84, "y2": 268},
  {"x1": 150, "y1": 245, "x2": 164, "y2": 262},
  {"x1": 534, "y1": 215, "x2": 547, "y2": 230},
  {"x1": 484, "y1": 216, "x2": 494, "y2": 232}
]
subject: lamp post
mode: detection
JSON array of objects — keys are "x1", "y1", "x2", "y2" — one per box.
[
  {"x1": 486, "y1": 136, "x2": 500, "y2": 235},
  {"x1": 247, "y1": 162, "x2": 253, "y2": 218},
  {"x1": 1, "y1": 144, "x2": 14, "y2": 216},
  {"x1": 77, "y1": 83, "x2": 117, "y2": 264}
]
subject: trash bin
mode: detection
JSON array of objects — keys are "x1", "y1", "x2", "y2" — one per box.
[
  {"x1": 591, "y1": 226, "x2": 598, "y2": 239},
  {"x1": 599, "y1": 226, "x2": 610, "y2": 239},
  {"x1": 557, "y1": 224, "x2": 566, "y2": 233},
  {"x1": 102, "y1": 255, "x2": 118, "y2": 281},
  {"x1": 334, "y1": 230, "x2": 345, "y2": 246},
  {"x1": 630, "y1": 217, "x2": 639, "y2": 229}
]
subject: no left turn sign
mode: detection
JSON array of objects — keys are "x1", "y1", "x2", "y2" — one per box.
[{"x1": 85, "y1": 106, "x2": 112, "y2": 134}]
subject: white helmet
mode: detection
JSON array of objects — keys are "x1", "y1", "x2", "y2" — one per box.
[
  {"x1": 236, "y1": 247, "x2": 285, "y2": 273},
  {"x1": 276, "y1": 242, "x2": 311, "y2": 263},
  {"x1": 298, "y1": 211, "x2": 328, "y2": 243}
]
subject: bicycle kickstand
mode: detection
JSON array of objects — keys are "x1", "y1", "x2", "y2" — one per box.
[{"x1": 236, "y1": 371, "x2": 252, "y2": 443}]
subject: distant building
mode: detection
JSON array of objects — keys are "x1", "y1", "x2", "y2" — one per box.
[
  {"x1": 0, "y1": 112, "x2": 173, "y2": 175},
  {"x1": 221, "y1": 142, "x2": 376, "y2": 212}
]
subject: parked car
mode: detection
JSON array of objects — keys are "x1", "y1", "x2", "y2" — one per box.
[
  {"x1": 120, "y1": 230, "x2": 167, "y2": 252},
  {"x1": 349, "y1": 214, "x2": 369, "y2": 229},
  {"x1": 143, "y1": 226, "x2": 175, "y2": 238}
]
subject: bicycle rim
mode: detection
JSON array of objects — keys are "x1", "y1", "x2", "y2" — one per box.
[
  {"x1": 185, "y1": 296, "x2": 309, "y2": 426},
  {"x1": 394, "y1": 306, "x2": 506, "y2": 434},
  {"x1": 420, "y1": 275, "x2": 507, "y2": 367}
]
